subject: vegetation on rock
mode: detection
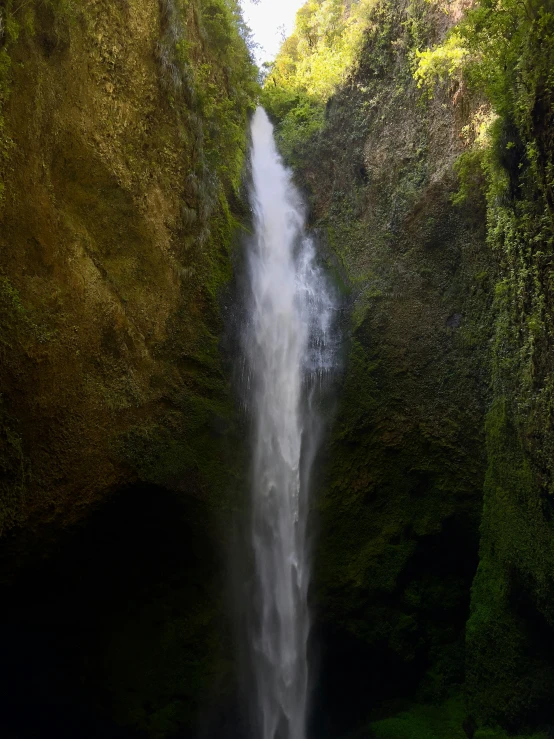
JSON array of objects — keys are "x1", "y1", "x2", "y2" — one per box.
[
  {"x1": 266, "y1": 0, "x2": 554, "y2": 736},
  {"x1": 0, "y1": 0, "x2": 257, "y2": 735},
  {"x1": 260, "y1": 0, "x2": 380, "y2": 164},
  {"x1": 0, "y1": 0, "x2": 258, "y2": 531},
  {"x1": 414, "y1": 0, "x2": 554, "y2": 729}
]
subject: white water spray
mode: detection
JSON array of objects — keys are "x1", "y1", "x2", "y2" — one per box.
[{"x1": 242, "y1": 108, "x2": 335, "y2": 739}]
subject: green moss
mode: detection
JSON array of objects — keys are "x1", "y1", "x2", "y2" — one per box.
[
  {"x1": 115, "y1": 201, "x2": 250, "y2": 511},
  {"x1": 117, "y1": 211, "x2": 247, "y2": 511},
  {"x1": 101, "y1": 0, "x2": 256, "y2": 517},
  {"x1": 0, "y1": 0, "x2": 77, "y2": 200},
  {"x1": 449, "y1": 4, "x2": 554, "y2": 729},
  {"x1": 277, "y1": 0, "x2": 554, "y2": 731},
  {"x1": 0, "y1": 0, "x2": 257, "y2": 735},
  {"x1": 0, "y1": 3, "x2": 19, "y2": 204},
  {"x1": 118, "y1": 373, "x2": 245, "y2": 510},
  {"x1": 314, "y1": 152, "x2": 487, "y2": 720},
  {"x1": 157, "y1": 0, "x2": 258, "y2": 202},
  {"x1": 368, "y1": 697, "x2": 547, "y2": 739},
  {"x1": 264, "y1": 0, "x2": 436, "y2": 161},
  {"x1": 370, "y1": 697, "x2": 468, "y2": 739},
  {"x1": 264, "y1": 0, "x2": 493, "y2": 727},
  {"x1": 0, "y1": 274, "x2": 53, "y2": 342},
  {"x1": 466, "y1": 398, "x2": 554, "y2": 727}
]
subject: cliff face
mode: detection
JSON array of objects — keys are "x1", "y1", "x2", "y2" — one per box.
[
  {"x1": 0, "y1": 0, "x2": 255, "y2": 539},
  {"x1": 282, "y1": 3, "x2": 491, "y2": 732},
  {"x1": 0, "y1": 0, "x2": 255, "y2": 735},
  {"x1": 462, "y1": 6, "x2": 554, "y2": 729},
  {"x1": 270, "y1": 0, "x2": 554, "y2": 736}
]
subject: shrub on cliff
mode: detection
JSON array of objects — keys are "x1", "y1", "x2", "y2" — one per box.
[{"x1": 261, "y1": 0, "x2": 378, "y2": 163}]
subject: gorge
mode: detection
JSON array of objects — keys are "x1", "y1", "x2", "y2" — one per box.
[{"x1": 0, "y1": 0, "x2": 554, "y2": 737}]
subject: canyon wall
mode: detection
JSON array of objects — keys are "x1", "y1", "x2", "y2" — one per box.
[
  {"x1": 0, "y1": 0, "x2": 255, "y2": 735},
  {"x1": 266, "y1": 0, "x2": 554, "y2": 736}
]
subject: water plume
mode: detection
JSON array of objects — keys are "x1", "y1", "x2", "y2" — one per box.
[{"x1": 241, "y1": 107, "x2": 336, "y2": 739}]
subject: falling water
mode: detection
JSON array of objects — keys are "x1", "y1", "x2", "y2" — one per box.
[{"x1": 242, "y1": 107, "x2": 336, "y2": 739}]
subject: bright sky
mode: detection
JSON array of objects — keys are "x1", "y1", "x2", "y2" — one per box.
[{"x1": 241, "y1": 0, "x2": 306, "y2": 66}]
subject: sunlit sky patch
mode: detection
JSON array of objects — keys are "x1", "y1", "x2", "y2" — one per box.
[{"x1": 241, "y1": 0, "x2": 306, "y2": 65}]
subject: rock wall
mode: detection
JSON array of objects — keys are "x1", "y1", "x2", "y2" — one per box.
[
  {"x1": 276, "y1": 0, "x2": 554, "y2": 736},
  {"x1": 270, "y1": 0, "x2": 492, "y2": 735},
  {"x1": 0, "y1": 0, "x2": 256, "y2": 735},
  {"x1": 0, "y1": 0, "x2": 255, "y2": 539},
  {"x1": 463, "y1": 5, "x2": 554, "y2": 730}
]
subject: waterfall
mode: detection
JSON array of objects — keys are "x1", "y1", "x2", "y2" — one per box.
[{"x1": 242, "y1": 107, "x2": 336, "y2": 739}]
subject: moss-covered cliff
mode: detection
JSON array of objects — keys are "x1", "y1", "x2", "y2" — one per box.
[
  {"x1": 0, "y1": 0, "x2": 256, "y2": 735},
  {"x1": 458, "y1": 2, "x2": 554, "y2": 731},
  {"x1": 267, "y1": 0, "x2": 491, "y2": 730},
  {"x1": 265, "y1": 0, "x2": 554, "y2": 737},
  {"x1": 0, "y1": 0, "x2": 257, "y2": 535}
]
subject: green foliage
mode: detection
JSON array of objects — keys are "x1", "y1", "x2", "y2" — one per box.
[
  {"x1": 158, "y1": 0, "x2": 258, "y2": 197},
  {"x1": 365, "y1": 695, "x2": 546, "y2": 739},
  {"x1": 465, "y1": 399, "x2": 554, "y2": 727},
  {"x1": 114, "y1": 0, "x2": 256, "y2": 513},
  {"x1": 264, "y1": 0, "x2": 554, "y2": 732},
  {"x1": 451, "y1": 148, "x2": 486, "y2": 205},
  {"x1": 412, "y1": 9, "x2": 554, "y2": 723},
  {"x1": 270, "y1": 0, "x2": 377, "y2": 97},
  {"x1": 262, "y1": 88, "x2": 324, "y2": 163},
  {"x1": 370, "y1": 697, "x2": 468, "y2": 739},
  {"x1": 415, "y1": 0, "x2": 554, "y2": 120},
  {"x1": 427, "y1": 0, "x2": 554, "y2": 730},
  {"x1": 262, "y1": 0, "x2": 379, "y2": 160},
  {"x1": 373, "y1": 700, "x2": 546, "y2": 739},
  {"x1": 414, "y1": 33, "x2": 468, "y2": 94},
  {"x1": 196, "y1": 0, "x2": 259, "y2": 187},
  {"x1": 260, "y1": 1, "x2": 491, "y2": 725}
]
